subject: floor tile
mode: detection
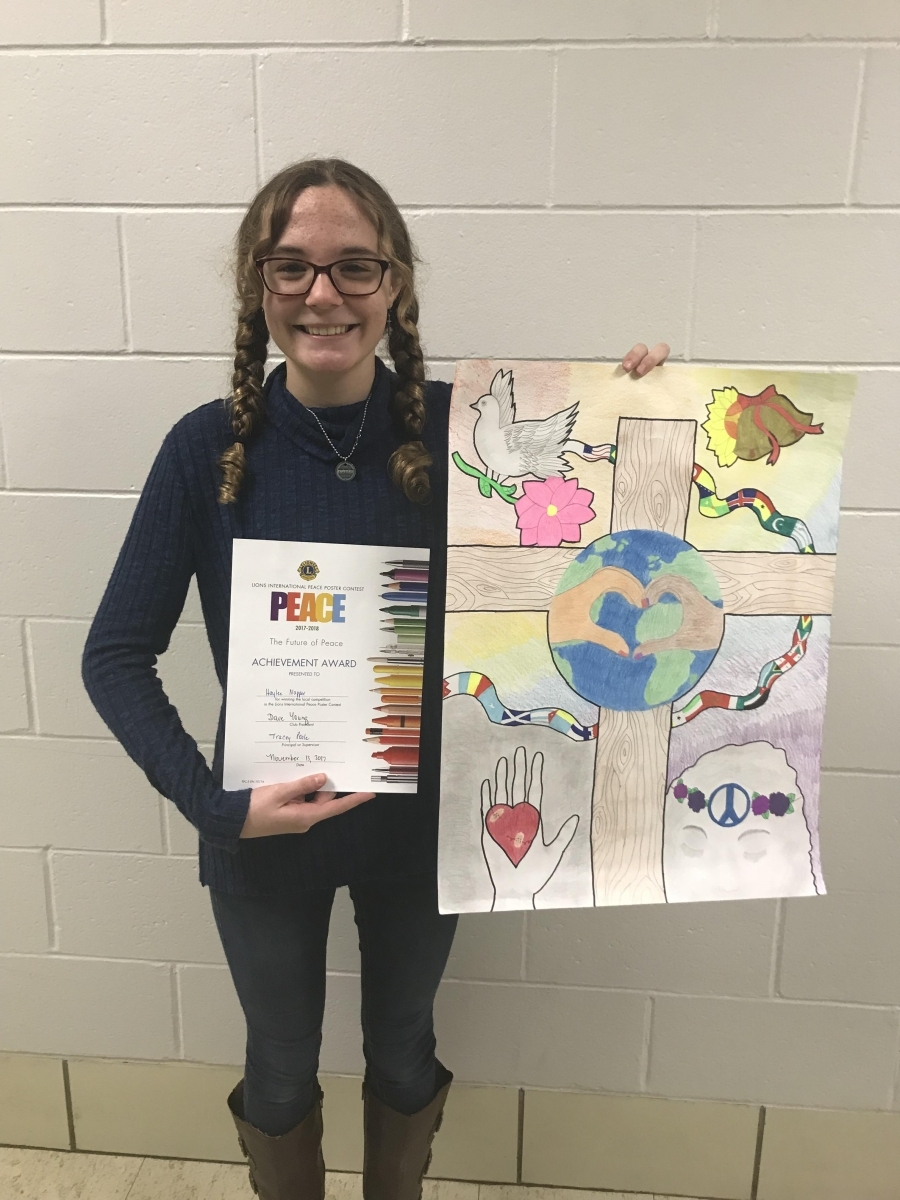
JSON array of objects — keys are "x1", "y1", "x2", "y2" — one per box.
[
  {"x1": 423, "y1": 1182, "x2": 480, "y2": 1198},
  {"x1": 479, "y1": 1188, "x2": 654, "y2": 1199},
  {"x1": 0, "y1": 1145, "x2": 712, "y2": 1200},
  {"x1": 326, "y1": 1175, "x2": 477, "y2": 1198},
  {"x1": 326, "y1": 1171, "x2": 363, "y2": 1198},
  {"x1": 126, "y1": 1156, "x2": 251, "y2": 1199},
  {"x1": 0, "y1": 1146, "x2": 142, "y2": 1200}
]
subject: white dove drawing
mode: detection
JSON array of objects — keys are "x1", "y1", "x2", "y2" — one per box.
[{"x1": 470, "y1": 368, "x2": 609, "y2": 483}]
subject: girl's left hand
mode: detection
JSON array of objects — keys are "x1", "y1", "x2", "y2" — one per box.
[{"x1": 622, "y1": 342, "x2": 670, "y2": 375}]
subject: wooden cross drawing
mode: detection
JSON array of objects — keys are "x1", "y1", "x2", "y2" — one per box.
[{"x1": 446, "y1": 417, "x2": 835, "y2": 906}]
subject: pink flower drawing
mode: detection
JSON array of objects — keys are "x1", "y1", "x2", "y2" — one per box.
[{"x1": 514, "y1": 476, "x2": 596, "y2": 547}]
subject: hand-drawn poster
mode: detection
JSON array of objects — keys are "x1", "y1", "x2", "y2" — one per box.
[{"x1": 439, "y1": 361, "x2": 853, "y2": 913}]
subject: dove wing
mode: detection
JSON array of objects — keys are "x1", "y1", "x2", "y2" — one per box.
[
  {"x1": 539, "y1": 402, "x2": 579, "y2": 444},
  {"x1": 504, "y1": 408, "x2": 578, "y2": 478},
  {"x1": 489, "y1": 369, "x2": 517, "y2": 426}
]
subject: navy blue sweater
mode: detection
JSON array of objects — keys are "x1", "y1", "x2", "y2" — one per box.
[{"x1": 82, "y1": 357, "x2": 451, "y2": 895}]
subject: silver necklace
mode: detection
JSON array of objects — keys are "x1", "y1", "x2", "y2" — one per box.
[{"x1": 303, "y1": 383, "x2": 373, "y2": 481}]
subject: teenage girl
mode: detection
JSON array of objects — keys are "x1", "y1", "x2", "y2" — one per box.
[{"x1": 82, "y1": 158, "x2": 669, "y2": 1200}]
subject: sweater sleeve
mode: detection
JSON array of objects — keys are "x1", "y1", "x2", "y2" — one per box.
[{"x1": 81, "y1": 426, "x2": 251, "y2": 852}]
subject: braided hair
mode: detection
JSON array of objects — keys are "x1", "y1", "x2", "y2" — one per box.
[{"x1": 217, "y1": 159, "x2": 432, "y2": 506}]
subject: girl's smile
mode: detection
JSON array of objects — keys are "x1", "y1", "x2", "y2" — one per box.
[{"x1": 262, "y1": 184, "x2": 399, "y2": 407}]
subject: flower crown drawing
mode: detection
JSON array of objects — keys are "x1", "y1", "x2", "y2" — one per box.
[{"x1": 672, "y1": 778, "x2": 796, "y2": 819}]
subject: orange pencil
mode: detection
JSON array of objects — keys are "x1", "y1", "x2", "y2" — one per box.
[
  {"x1": 374, "y1": 704, "x2": 421, "y2": 716},
  {"x1": 368, "y1": 716, "x2": 420, "y2": 729},
  {"x1": 372, "y1": 747, "x2": 419, "y2": 766}
]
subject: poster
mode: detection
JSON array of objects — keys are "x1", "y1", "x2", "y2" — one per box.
[
  {"x1": 224, "y1": 538, "x2": 428, "y2": 793},
  {"x1": 438, "y1": 361, "x2": 853, "y2": 913}
]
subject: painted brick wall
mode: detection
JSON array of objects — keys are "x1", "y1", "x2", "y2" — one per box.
[{"x1": 1, "y1": 1, "x2": 899, "y2": 1113}]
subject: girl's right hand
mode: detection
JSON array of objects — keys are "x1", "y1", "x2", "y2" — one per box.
[{"x1": 240, "y1": 773, "x2": 376, "y2": 839}]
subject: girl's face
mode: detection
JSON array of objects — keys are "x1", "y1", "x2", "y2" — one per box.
[{"x1": 261, "y1": 184, "x2": 399, "y2": 391}]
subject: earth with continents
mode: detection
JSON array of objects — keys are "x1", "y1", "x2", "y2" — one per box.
[{"x1": 548, "y1": 529, "x2": 725, "y2": 711}]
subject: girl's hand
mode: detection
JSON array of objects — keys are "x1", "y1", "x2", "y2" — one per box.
[
  {"x1": 240, "y1": 773, "x2": 375, "y2": 838},
  {"x1": 622, "y1": 342, "x2": 670, "y2": 376}
]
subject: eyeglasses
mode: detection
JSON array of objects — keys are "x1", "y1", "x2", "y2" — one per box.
[{"x1": 255, "y1": 256, "x2": 391, "y2": 297}]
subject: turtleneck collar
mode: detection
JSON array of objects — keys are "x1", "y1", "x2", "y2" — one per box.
[{"x1": 263, "y1": 356, "x2": 394, "y2": 464}]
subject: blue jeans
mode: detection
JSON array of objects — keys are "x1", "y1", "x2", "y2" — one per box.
[{"x1": 209, "y1": 876, "x2": 458, "y2": 1136}]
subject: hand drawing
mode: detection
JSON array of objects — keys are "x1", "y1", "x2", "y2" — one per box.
[{"x1": 481, "y1": 746, "x2": 579, "y2": 911}]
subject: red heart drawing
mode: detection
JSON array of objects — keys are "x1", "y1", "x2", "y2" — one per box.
[{"x1": 485, "y1": 802, "x2": 540, "y2": 866}]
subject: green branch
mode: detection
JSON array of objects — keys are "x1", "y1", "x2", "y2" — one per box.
[{"x1": 452, "y1": 452, "x2": 518, "y2": 504}]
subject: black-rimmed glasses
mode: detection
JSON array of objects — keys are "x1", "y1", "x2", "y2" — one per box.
[{"x1": 255, "y1": 256, "x2": 391, "y2": 297}]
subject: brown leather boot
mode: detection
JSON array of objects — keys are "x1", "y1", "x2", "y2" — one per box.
[
  {"x1": 227, "y1": 1078, "x2": 325, "y2": 1200},
  {"x1": 362, "y1": 1070, "x2": 452, "y2": 1200}
]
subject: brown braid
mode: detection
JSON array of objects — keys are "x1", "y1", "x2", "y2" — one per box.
[
  {"x1": 387, "y1": 295, "x2": 432, "y2": 503},
  {"x1": 217, "y1": 307, "x2": 269, "y2": 504},
  {"x1": 218, "y1": 157, "x2": 432, "y2": 505}
]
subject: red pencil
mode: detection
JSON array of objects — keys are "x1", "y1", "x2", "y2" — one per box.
[{"x1": 372, "y1": 747, "x2": 419, "y2": 766}]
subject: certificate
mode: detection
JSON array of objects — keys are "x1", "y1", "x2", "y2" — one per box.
[{"x1": 223, "y1": 539, "x2": 429, "y2": 794}]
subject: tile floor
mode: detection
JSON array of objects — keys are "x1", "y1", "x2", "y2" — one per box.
[{"x1": 0, "y1": 1146, "x2": 708, "y2": 1200}]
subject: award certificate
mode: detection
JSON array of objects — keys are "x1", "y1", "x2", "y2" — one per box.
[{"x1": 223, "y1": 539, "x2": 429, "y2": 794}]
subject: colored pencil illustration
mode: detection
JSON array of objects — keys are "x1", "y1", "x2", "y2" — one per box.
[{"x1": 370, "y1": 554, "x2": 428, "y2": 785}]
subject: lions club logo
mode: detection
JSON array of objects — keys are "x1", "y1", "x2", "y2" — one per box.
[{"x1": 297, "y1": 560, "x2": 319, "y2": 582}]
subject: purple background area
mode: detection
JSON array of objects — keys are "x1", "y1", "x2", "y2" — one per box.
[{"x1": 668, "y1": 615, "x2": 830, "y2": 890}]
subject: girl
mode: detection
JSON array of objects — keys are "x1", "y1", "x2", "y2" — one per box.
[{"x1": 82, "y1": 158, "x2": 669, "y2": 1200}]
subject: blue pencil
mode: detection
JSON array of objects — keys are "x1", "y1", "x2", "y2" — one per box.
[{"x1": 380, "y1": 593, "x2": 428, "y2": 603}]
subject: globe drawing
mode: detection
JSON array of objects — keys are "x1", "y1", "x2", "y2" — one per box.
[{"x1": 548, "y1": 529, "x2": 724, "y2": 711}]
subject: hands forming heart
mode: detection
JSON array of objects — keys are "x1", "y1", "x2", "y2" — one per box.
[
  {"x1": 481, "y1": 746, "x2": 579, "y2": 911},
  {"x1": 548, "y1": 567, "x2": 723, "y2": 660}
]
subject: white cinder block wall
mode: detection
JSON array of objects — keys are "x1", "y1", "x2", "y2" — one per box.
[{"x1": 1, "y1": 1, "x2": 899, "y2": 1113}]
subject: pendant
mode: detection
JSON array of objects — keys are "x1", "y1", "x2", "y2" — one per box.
[{"x1": 335, "y1": 461, "x2": 356, "y2": 482}]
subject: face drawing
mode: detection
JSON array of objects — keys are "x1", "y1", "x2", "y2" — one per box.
[{"x1": 663, "y1": 741, "x2": 818, "y2": 903}]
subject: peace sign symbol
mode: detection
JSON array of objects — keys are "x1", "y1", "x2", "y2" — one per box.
[{"x1": 708, "y1": 782, "x2": 751, "y2": 828}]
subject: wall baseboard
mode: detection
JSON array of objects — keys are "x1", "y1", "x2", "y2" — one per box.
[{"x1": 2, "y1": 1052, "x2": 900, "y2": 1200}]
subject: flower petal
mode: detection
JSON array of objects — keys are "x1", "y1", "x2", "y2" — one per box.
[
  {"x1": 571, "y1": 487, "x2": 595, "y2": 507},
  {"x1": 516, "y1": 504, "x2": 544, "y2": 530},
  {"x1": 558, "y1": 503, "x2": 596, "y2": 525},
  {"x1": 523, "y1": 479, "x2": 553, "y2": 506},
  {"x1": 551, "y1": 477, "x2": 579, "y2": 506},
  {"x1": 536, "y1": 513, "x2": 564, "y2": 546},
  {"x1": 519, "y1": 525, "x2": 539, "y2": 546},
  {"x1": 559, "y1": 523, "x2": 582, "y2": 542}
]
